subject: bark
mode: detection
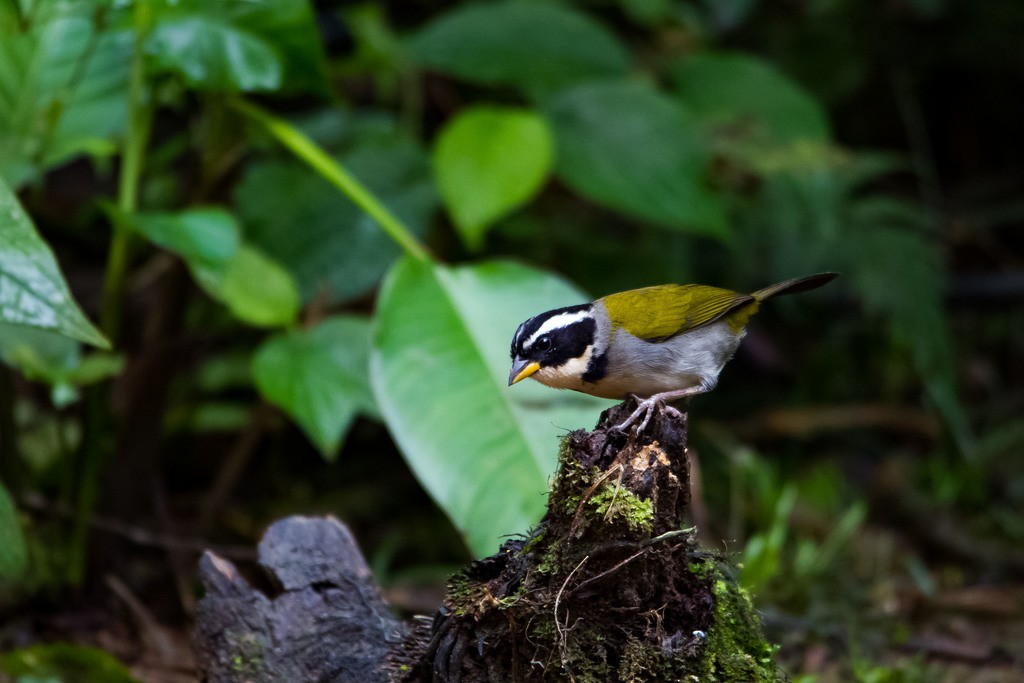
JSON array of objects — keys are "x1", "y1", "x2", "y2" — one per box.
[
  {"x1": 193, "y1": 516, "x2": 405, "y2": 682},
  {"x1": 194, "y1": 403, "x2": 785, "y2": 682}
]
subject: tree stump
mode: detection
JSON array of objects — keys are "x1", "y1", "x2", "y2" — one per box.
[
  {"x1": 193, "y1": 516, "x2": 406, "y2": 682},
  {"x1": 194, "y1": 403, "x2": 785, "y2": 682}
]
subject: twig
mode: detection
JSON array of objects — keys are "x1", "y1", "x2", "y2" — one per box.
[
  {"x1": 20, "y1": 493, "x2": 254, "y2": 560},
  {"x1": 569, "y1": 464, "x2": 623, "y2": 537},
  {"x1": 196, "y1": 402, "x2": 275, "y2": 535},
  {"x1": 603, "y1": 466, "x2": 625, "y2": 522},
  {"x1": 643, "y1": 528, "x2": 695, "y2": 547},
  {"x1": 151, "y1": 473, "x2": 197, "y2": 616},
  {"x1": 566, "y1": 530, "x2": 708, "y2": 601},
  {"x1": 572, "y1": 549, "x2": 647, "y2": 593},
  {"x1": 554, "y1": 556, "x2": 589, "y2": 674},
  {"x1": 105, "y1": 574, "x2": 182, "y2": 664},
  {"x1": 578, "y1": 528, "x2": 695, "y2": 561}
]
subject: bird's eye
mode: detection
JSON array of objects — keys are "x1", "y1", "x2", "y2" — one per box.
[{"x1": 534, "y1": 336, "x2": 552, "y2": 352}]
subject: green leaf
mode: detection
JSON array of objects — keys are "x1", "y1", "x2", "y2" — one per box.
[
  {"x1": 0, "y1": 8, "x2": 131, "y2": 185},
  {"x1": 253, "y1": 316, "x2": 377, "y2": 459},
  {"x1": 1, "y1": 643, "x2": 138, "y2": 683},
  {"x1": 227, "y1": 0, "x2": 329, "y2": 95},
  {"x1": 0, "y1": 321, "x2": 122, "y2": 406},
  {"x1": 371, "y1": 258, "x2": 612, "y2": 555},
  {"x1": 133, "y1": 207, "x2": 240, "y2": 276},
  {"x1": 670, "y1": 52, "x2": 830, "y2": 145},
  {"x1": 434, "y1": 106, "x2": 553, "y2": 250},
  {"x1": 146, "y1": 15, "x2": 283, "y2": 91},
  {"x1": 145, "y1": 0, "x2": 327, "y2": 95},
  {"x1": 216, "y1": 245, "x2": 300, "y2": 328},
  {"x1": 544, "y1": 80, "x2": 729, "y2": 239},
  {"x1": 0, "y1": 179, "x2": 109, "y2": 348},
  {"x1": 0, "y1": 321, "x2": 79, "y2": 380},
  {"x1": 741, "y1": 485, "x2": 796, "y2": 591},
  {"x1": 133, "y1": 208, "x2": 298, "y2": 328},
  {"x1": 406, "y1": 1, "x2": 630, "y2": 93},
  {"x1": 236, "y1": 129, "x2": 436, "y2": 304},
  {"x1": 0, "y1": 481, "x2": 27, "y2": 581}
]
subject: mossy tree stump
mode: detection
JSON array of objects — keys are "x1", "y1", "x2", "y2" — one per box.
[
  {"x1": 391, "y1": 402, "x2": 783, "y2": 682},
  {"x1": 194, "y1": 403, "x2": 784, "y2": 682}
]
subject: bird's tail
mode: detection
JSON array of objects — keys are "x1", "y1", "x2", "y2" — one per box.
[{"x1": 752, "y1": 272, "x2": 839, "y2": 301}]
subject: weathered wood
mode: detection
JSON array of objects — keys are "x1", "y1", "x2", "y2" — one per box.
[
  {"x1": 194, "y1": 403, "x2": 785, "y2": 682},
  {"x1": 194, "y1": 516, "x2": 404, "y2": 682}
]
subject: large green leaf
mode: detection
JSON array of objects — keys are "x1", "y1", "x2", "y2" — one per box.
[
  {"x1": 670, "y1": 52, "x2": 831, "y2": 145},
  {"x1": 146, "y1": 15, "x2": 282, "y2": 91},
  {"x1": 236, "y1": 132, "x2": 436, "y2": 304},
  {"x1": 0, "y1": 179, "x2": 108, "y2": 348},
  {"x1": 406, "y1": 1, "x2": 630, "y2": 93},
  {"x1": 544, "y1": 80, "x2": 729, "y2": 239},
  {"x1": 253, "y1": 316, "x2": 377, "y2": 460},
  {"x1": 0, "y1": 481, "x2": 27, "y2": 581},
  {"x1": 371, "y1": 258, "x2": 613, "y2": 555},
  {"x1": 0, "y1": 7, "x2": 131, "y2": 186},
  {"x1": 434, "y1": 106, "x2": 553, "y2": 250}
]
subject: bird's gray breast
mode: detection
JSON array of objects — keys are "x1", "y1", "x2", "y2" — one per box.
[{"x1": 597, "y1": 321, "x2": 744, "y2": 399}]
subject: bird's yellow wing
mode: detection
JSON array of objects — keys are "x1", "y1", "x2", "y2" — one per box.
[{"x1": 600, "y1": 284, "x2": 754, "y2": 341}]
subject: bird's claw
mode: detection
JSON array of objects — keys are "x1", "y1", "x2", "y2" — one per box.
[
  {"x1": 618, "y1": 395, "x2": 661, "y2": 436},
  {"x1": 612, "y1": 387, "x2": 704, "y2": 437}
]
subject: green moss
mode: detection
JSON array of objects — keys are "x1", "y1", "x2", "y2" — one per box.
[
  {"x1": 618, "y1": 636, "x2": 690, "y2": 681},
  {"x1": 700, "y1": 576, "x2": 784, "y2": 682},
  {"x1": 561, "y1": 625, "x2": 613, "y2": 683},
  {"x1": 586, "y1": 484, "x2": 654, "y2": 534},
  {"x1": 528, "y1": 612, "x2": 557, "y2": 640},
  {"x1": 521, "y1": 527, "x2": 547, "y2": 554},
  {"x1": 446, "y1": 573, "x2": 492, "y2": 617},
  {"x1": 228, "y1": 632, "x2": 264, "y2": 677},
  {"x1": 496, "y1": 579, "x2": 528, "y2": 608},
  {"x1": 689, "y1": 560, "x2": 713, "y2": 578},
  {"x1": 536, "y1": 542, "x2": 560, "y2": 575},
  {"x1": 434, "y1": 432, "x2": 786, "y2": 682},
  {"x1": 554, "y1": 456, "x2": 655, "y2": 537},
  {"x1": 524, "y1": 615, "x2": 612, "y2": 681},
  {"x1": 557, "y1": 463, "x2": 600, "y2": 515}
]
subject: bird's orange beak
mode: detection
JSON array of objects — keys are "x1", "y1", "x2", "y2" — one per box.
[{"x1": 508, "y1": 359, "x2": 540, "y2": 386}]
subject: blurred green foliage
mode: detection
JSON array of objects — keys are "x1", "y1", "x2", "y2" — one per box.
[
  {"x1": 0, "y1": 0, "x2": 1022, "y2": 678},
  {"x1": 1, "y1": 642, "x2": 138, "y2": 683}
]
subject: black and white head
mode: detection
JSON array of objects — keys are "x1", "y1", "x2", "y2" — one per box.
[{"x1": 508, "y1": 303, "x2": 606, "y2": 389}]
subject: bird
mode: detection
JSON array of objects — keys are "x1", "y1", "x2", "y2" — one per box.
[{"x1": 508, "y1": 273, "x2": 838, "y2": 433}]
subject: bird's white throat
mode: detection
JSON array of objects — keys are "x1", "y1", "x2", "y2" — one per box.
[{"x1": 534, "y1": 345, "x2": 594, "y2": 389}]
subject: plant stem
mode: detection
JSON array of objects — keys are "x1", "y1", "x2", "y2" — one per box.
[
  {"x1": 230, "y1": 97, "x2": 431, "y2": 263},
  {"x1": 99, "y1": 1, "x2": 152, "y2": 341},
  {"x1": 72, "y1": 0, "x2": 153, "y2": 585}
]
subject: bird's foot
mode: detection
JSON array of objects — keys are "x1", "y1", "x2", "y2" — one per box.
[{"x1": 614, "y1": 387, "x2": 704, "y2": 436}]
